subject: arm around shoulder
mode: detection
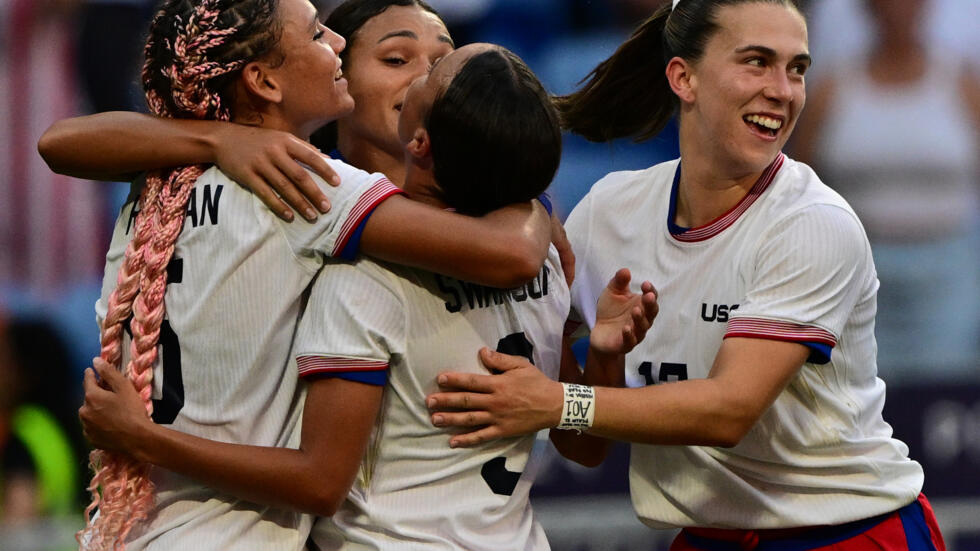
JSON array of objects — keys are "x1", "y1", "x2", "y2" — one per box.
[{"x1": 361, "y1": 195, "x2": 550, "y2": 288}]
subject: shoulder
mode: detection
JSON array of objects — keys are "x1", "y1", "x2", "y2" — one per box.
[
  {"x1": 584, "y1": 159, "x2": 678, "y2": 205},
  {"x1": 767, "y1": 158, "x2": 861, "y2": 227},
  {"x1": 567, "y1": 159, "x2": 677, "y2": 234}
]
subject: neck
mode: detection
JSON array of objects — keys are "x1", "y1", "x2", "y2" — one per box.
[
  {"x1": 674, "y1": 129, "x2": 765, "y2": 228},
  {"x1": 336, "y1": 130, "x2": 406, "y2": 186},
  {"x1": 402, "y1": 162, "x2": 447, "y2": 210}
]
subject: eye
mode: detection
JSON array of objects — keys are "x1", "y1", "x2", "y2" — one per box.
[
  {"x1": 746, "y1": 57, "x2": 765, "y2": 67},
  {"x1": 790, "y1": 62, "x2": 809, "y2": 76},
  {"x1": 314, "y1": 29, "x2": 325, "y2": 41},
  {"x1": 383, "y1": 57, "x2": 408, "y2": 66}
]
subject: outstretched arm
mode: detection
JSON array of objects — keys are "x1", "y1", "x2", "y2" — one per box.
[
  {"x1": 428, "y1": 337, "x2": 807, "y2": 449},
  {"x1": 38, "y1": 112, "x2": 339, "y2": 221},
  {"x1": 79, "y1": 363, "x2": 380, "y2": 517},
  {"x1": 361, "y1": 196, "x2": 552, "y2": 288}
]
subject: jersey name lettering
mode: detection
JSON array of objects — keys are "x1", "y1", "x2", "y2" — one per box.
[
  {"x1": 125, "y1": 184, "x2": 224, "y2": 234},
  {"x1": 436, "y1": 265, "x2": 551, "y2": 313}
]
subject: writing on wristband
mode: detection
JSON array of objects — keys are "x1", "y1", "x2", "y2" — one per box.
[{"x1": 556, "y1": 383, "x2": 595, "y2": 434}]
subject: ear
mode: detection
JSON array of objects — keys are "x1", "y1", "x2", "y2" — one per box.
[
  {"x1": 240, "y1": 60, "x2": 283, "y2": 104},
  {"x1": 406, "y1": 127, "x2": 432, "y2": 167},
  {"x1": 665, "y1": 56, "x2": 695, "y2": 104}
]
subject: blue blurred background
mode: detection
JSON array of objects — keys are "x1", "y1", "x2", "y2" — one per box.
[{"x1": 1, "y1": 0, "x2": 977, "y2": 549}]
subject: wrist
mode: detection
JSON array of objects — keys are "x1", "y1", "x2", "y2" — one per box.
[{"x1": 130, "y1": 418, "x2": 161, "y2": 464}]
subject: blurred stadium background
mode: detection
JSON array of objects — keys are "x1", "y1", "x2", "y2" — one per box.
[{"x1": 1, "y1": 0, "x2": 977, "y2": 549}]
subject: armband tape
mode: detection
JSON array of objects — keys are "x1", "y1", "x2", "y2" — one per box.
[{"x1": 556, "y1": 383, "x2": 595, "y2": 433}]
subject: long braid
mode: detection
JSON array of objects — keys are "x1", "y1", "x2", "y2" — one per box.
[{"x1": 78, "y1": 1, "x2": 280, "y2": 548}]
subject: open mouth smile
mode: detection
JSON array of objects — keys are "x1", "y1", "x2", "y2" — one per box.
[{"x1": 743, "y1": 114, "x2": 783, "y2": 137}]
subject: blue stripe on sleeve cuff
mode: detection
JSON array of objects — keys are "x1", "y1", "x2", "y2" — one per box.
[
  {"x1": 339, "y1": 208, "x2": 376, "y2": 261},
  {"x1": 804, "y1": 341, "x2": 832, "y2": 364},
  {"x1": 306, "y1": 370, "x2": 388, "y2": 386},
  {"x1": 537, "y1": 193, "x2": 553, "y2": 216}
]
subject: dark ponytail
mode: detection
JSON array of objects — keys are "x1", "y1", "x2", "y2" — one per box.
[
  {"x1": 557, "y1": 0, "x2": 803, "y2": 143},
  {"x1": 555, "y1": 4, "x2": 673, "y2": 143}
]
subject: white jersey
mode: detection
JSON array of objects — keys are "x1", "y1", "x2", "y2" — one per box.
[
  {"x1": 95, "y1": 162, "x2": 400, "y2": 550},
  {"x1": 565, "y1": 154, "x2": 924, "y2": 529},
  {"x1": 295, "y1": 247, "x2": 569, "y2": 550}
]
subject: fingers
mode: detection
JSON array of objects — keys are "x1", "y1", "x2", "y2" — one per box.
[
  {"x1": 430, "y1": 410, "x2": 494, "y2": 428},
  {"x1": 448, "y1": 427, "x2": 504, "y2": 449},
  {"x1": 478, "y1": 347, "x2": 532, "y2": 373},
  {"x1": 82, "y1": 367, "x2": 102, "y2": 395},
  {"x1": 246, "y1": 169, "x2": 296, "y2": 222},
  {"x1": 608, "y1": 268, "x2": 632, "y2": 294},
  {"x1": 426, "y1": 390, "x2": 493, "y2": 411},
  {"x1": 259, "y1": 163, "x2": 319, "y2": 222},
  {"x1": 433, "y1": 368, "x2": 496, "y2": 393},
  {"x1": 550, "y1": 215, "x2": 575, "y2": 286},
  {"x1": 298, "y1": 147, "x2": 341, "y2": 188}
]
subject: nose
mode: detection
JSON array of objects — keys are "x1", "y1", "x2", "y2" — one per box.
[
  {"x1": 763, "y1": 71, "x2": 794, "y2": 103},
  {"x1": 326, "y1": 27, "x2": 346, "y2": 55}
]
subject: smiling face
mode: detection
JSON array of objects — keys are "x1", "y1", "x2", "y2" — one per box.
[
  {"x1": 338, "y1": 4, "x2": 454, "y2": 159},
  {"x1": 270, "y1": 0, "x2": 354, "y2": 138},
  {"x1": 681, "y1": 2, "x2": 810, "y2": 176}
]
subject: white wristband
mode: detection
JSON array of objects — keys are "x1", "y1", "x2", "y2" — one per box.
[{"x1": 557, "y1": 383, "x2": 595, "y2": 434}]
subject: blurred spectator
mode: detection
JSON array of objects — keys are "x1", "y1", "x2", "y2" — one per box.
[
  {"x1": 793, "y1": 0, "x2": 980, "y2": 383},
  {"x1": 0, "y1": 314, "x2": 84, "y2": 523},
  {"x1": 0, "y1": 0, "x2": 106, "y2": 295}
]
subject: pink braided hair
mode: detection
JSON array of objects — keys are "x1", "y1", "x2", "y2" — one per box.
[{"x1": 78, "y1": 1, "x2": 257, "y2": 548}]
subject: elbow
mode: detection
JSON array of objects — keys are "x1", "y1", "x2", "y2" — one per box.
[
  {"x1": 309, "y1": 486, "x2": 347, "y2": 518},
  {"x1": 705, "y1": 413, "x2": 757, "y2": 449},
  {"x1": 497, "y1": 241, "x2": 545, "y2": 288},
  {"x1": 37, "y1": 123, "x2": 67, "y2": 172}
]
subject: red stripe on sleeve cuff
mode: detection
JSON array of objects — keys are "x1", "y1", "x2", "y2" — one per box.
[
  {"x1": 331, "y1": 178, "x2": 403, "y2": 257},
  {"x1": 724, "y1": 317, "x2": 837, "y2": 347},
  {"x1": 296, "y1": 356, "x2": 389, "y2": 379}
]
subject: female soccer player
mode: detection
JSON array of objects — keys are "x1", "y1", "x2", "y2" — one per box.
[
  {"x1": 425, "y1": 1, "x2": 947, "y2": 549},
  {"x1": 45, "y1": 0, "x2": 554, "y2": 548}
]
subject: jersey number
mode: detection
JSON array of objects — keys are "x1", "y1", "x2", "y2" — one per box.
[
  {"x1": 480, "y1": 332, "x2": 533, "y2": 496},
  {"x1": 637, "y1": 361, "x2": 688, "y2": 385},
  {"x1": 123, "y1": 258, "x2": 186, "y2": 424}
]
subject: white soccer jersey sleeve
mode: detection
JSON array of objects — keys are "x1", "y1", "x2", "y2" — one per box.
[
  {"x1": 293, "y1": 258, "x2": 406, "y2": 377},
  {"x1": 92, "y1": 161, "x2": 400, "y2": 551},
  {"x1": 725, "y1": 202, "x2": 875, "y2": 355}
]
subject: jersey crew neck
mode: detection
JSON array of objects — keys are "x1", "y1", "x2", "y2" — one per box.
[{"x1": 668, "y1": 153, "x2": 786, "y2": 242}]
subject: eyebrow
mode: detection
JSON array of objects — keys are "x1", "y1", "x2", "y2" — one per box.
[
  {"x1": 377, "y1": 29, "x2": 455, "y2": 47},
  {"x1": 735, "y1": 45, "x2": 812, "y2": 65}
]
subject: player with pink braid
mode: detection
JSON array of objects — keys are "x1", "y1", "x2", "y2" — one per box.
[{"x1": 81, "y1": 3, "x2": 266, "y2": 548}]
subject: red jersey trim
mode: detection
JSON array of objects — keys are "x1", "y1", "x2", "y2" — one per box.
[
  {"x1": 673, "y1": 154, "x2": 785, "y2": 243},
  {"x1": 724, "y1": 317, "x2": 837, "y2": 347},
  {"x1": 296, "y1": 356, "x2": 389, "y2": 378},
  {"x1": 331, "y1": 178, "x2": 403, "y2": 257}
]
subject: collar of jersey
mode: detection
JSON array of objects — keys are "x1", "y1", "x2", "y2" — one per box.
[{"x1": 667, "y1": 153, "x2": 785, "y2": 242}]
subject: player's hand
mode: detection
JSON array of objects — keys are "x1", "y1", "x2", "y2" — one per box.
[
  {"x1": 78, "y1": 360, "x2": 153, "y2": 454},
  {"x1": 590, "y1": 269, "x2": 658, "y2": 356},
  {"x1": 426, "y1": 348, "x2": 563, "y2": 448},
  {"x1": 551, "y1": 214, "x2": 575, "y2": 287},
  {"x1": 213, "y1": 124, "x2": 340, "y2": 222}
]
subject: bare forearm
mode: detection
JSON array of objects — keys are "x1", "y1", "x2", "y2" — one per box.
[
  {"x1": 362, "y1": 196, "x2": 550, "y2": 288},
  {"x1": 38, "y1": 112, "x2": 222, "y2": 180},
  {"x1": 585, "y1": 380, "x2": 750, "y2": 447},
  {"x1": 135, "y1": 424, "x2": 349, "y2": 516}
]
